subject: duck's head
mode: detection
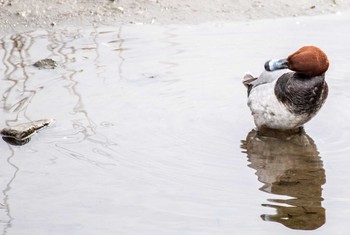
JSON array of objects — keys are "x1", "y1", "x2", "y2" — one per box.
[{"x1": 264, "y1": 46, "x2": 329, "y2": 77}]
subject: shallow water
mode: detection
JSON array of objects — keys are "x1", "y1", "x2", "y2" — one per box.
[{"x1": 0, "y1": 12, "x2": 350, "y2": 235}]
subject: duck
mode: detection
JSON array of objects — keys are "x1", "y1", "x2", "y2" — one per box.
[{"x1": 243, "y1": 46, "x2": 329, "y2": 130}]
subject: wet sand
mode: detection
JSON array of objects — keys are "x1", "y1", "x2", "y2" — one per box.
[{"x1": 1, "y1": 0, "x2": 350, "y2": 33}]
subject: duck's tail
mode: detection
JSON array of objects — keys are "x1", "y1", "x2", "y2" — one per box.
[{"x1": 242, "y1": 73, "x2": 257, "y2": 96}]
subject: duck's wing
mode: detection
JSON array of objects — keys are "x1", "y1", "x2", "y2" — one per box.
[
  {"x1": 243, "y1": 70, "x2": 290, "y2": 96},
  {"x1": 255, "y1": 70, "x2": 289, "y2": 86}
]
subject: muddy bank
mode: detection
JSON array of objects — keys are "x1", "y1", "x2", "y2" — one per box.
[{"x1": 1, "y1": 0, "x2": 350, "y2": 33}]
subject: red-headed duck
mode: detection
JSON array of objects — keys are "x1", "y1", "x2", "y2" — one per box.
[{"x1": 243, "y1": 46, "x2": 329, "y2": 130}]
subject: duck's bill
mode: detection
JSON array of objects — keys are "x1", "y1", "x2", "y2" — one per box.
[{"x1": 264, "y1": 58, "x2": 288, "y2": 71}]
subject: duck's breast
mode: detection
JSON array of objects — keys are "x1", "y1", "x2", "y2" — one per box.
[{"x1": 275, "y1": 73, "x2": 328, "y2": 116}]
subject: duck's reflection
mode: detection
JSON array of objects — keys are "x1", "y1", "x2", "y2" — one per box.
[{"x1": 241, "y1": 128, "x2": 326, "y2": 230}]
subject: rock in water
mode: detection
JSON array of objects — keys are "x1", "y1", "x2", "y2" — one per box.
[
  {"x1": 33, "y1": 58, "x2": 58, "y2": 69},
  {"x1": 0, "y1": 119, "x2": 55, "y2": 144}
]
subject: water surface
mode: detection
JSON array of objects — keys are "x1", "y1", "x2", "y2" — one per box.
[{"x1": 1, "y1": 12, "x2": 350, "y2": 235}]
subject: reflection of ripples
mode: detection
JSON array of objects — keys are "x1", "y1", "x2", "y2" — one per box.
[{"x1": 241, "y1": 129, "x2": 326, "y2": 230}]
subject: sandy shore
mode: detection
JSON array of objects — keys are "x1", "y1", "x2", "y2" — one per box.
[{"x1": 1, "y1": 0, "x2": 350, "y2": 33}]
